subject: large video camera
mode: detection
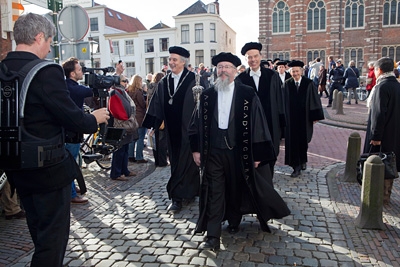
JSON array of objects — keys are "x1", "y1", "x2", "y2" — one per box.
[{"x1": 83, "y1": 66, "x2": 120, "y2": 98}]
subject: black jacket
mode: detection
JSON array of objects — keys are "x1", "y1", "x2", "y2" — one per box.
[{"x1": 2, "y1": 51, "x2": 98, "y2": 196}]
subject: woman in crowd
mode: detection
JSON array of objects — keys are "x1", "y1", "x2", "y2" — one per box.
[
  {"x1": 127, "y1": 75, "x2": 148, "y2": 163},
  {"x1": 366, "y1": 62, "x2": 376, "y2": 98},
  {"x1": 147, "y1": 72, "x2": 168, "y2": 167},
  {"x1": 318, "y1": 65, "x2": 329, "y2": 98},
  {"x1": 108, "y1": 75, "x2": 136, "y2": 181},
  {"x1": 344, "y1": 60, "x2": 360, "y2": 104}
]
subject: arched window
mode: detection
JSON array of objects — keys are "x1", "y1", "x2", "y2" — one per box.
[
  {"x1": 344, "y1": 48, "x2": 363, "y2": 67},
  {"x1": 382, "y1": 46, "x2": 400, "y2": 61},
  {"x1": 345, "y1": 0, "x2": 364, "y2": 28},
  {"x1": 307, "y1": 0, "x2": 326, "y2": 31},
  {"x1": 383, "y1": 0, "x2": 400, "y2": 25},
  {"x1": 272, "y1": 1, "x2": 290, "y2": 33},
  {"x1": 307, "y1": 50, "x2": 325, "y2": 64}
]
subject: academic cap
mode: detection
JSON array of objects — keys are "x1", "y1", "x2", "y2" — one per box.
[
  {"x1": 168, "y1": 46, "x2": 190, "y2": 58},
  {"x1": 288, "y1": 60, "x2": 305, "y2": 68},
  {"x1": 212, "y1": 52, "x2": 242, "y2": 67},
  {"x1": 241, "y1": 42, "x2": 262, "y2": 56}
]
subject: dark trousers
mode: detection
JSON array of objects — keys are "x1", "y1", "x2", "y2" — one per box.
[
  {"x1": 328, "y1": 82, "x2": 344, "y2": 104},
  {"x1": 206, "y1": 147, "x2": 242, "y2": 238},
  {"x1": 155, "y1": 129, "x2": 168, "y2": 167},
  {"x1": 21, "y1": 184, "x2": 71, "y2": 267},
  {"x1": 110, "y1": 143, "x2": 130, "y2": 179}
]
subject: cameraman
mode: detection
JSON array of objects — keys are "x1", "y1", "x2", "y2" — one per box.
[
  {"x1": 62, "y1": 57, "x2": 93, "y2": 204},
  {"x1": 327, "y1": 59, "x2": 345, "y2": 107},
  {"x1": 2, "y1": 14, "x2": 109, "y2": 266}
]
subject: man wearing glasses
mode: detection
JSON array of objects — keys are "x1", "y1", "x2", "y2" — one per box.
[{"x1": 189, "y1": 52, "x2": 290, "y2": 251}]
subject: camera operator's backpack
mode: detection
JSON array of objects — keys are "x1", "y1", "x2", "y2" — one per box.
[{"x1": 0, "y1": 59, "x2": 64, "y2": 170}]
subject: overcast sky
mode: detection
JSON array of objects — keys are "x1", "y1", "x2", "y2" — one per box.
[{"x1": 23, "y1": 0, "x2": 259, "y2": 60}]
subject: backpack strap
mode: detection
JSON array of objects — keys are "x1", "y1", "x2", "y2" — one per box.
[{"x1": 19, "y1": 60, "x2": 59, "y2": 118}]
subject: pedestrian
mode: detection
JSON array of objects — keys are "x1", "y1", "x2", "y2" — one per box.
[
  {"x1": 1, "y1": 13, "x2": 109, "y2": 266},
  {"x1": 143, "y1": 46, "x2": 200, "y2": 213},
  {"x1": 365, "y1": 61, "x2": 376, "y2": 98},
  {"x1": 108, "y1": 75, "x2": 137, "y2": 181},
  {"x1": 283, "y1": 60, "x2": 325, "y2": 177},
  {"x1": 237, "y1": 42, "x2": 285, "y2": 182},
  {"x1": 363, "y1": 57, "x2": 400, "y2": 205},
  {"x1": 189, "y1": 52, "x2": 290, "y2": 251},
  {"x1": 327, "y1": 59, "x2": 345, "y2": 107},
  {"x1": 127, "y1": 75, "x2": 148, "y2": 164},
  {"x1": 318, "y1": 65, "x2": 329, "y2": 98},
  {"x1": 344, "y1": 60, "x2": 360, "y2": 105},
  {"x1": 276, "y1": 60, "x2": 292, "y2": 87},
  {"x1": 62, "y1": 57, "x2": 92, "y2": 204}
]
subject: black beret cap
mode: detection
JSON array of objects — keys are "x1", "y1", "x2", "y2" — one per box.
[
  {"x1": 288, "y1": 60, "x2": 304, "y2": 68},
  {"x1": 273, "y1": 58, "x2": 281, "y2": 63},
  {"x1": 212, "y1": 52, "x2": 242, "y2": 67},
  {"x1": 241, "y1": 42, "x2": 262, "y2": 56},
  {"x1": 276, "y1": 61, "x2": 287, "y2": 66},
  {"x1": 169, "y1": 46, "x2": 190, "y2": 58}
]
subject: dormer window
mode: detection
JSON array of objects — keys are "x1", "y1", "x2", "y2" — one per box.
[
  {"x1": 107, "y1": 10, "x2": 113, "y2": 17},
  {"x1": 208, "y1": 3, "x2": 216, "y2": 14},
  {"x1": 116, "y1": 13, "x2": 122, "y2": 20}
]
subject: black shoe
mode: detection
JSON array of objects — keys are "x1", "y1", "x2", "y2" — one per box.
[
  {"x1": 326, "y1": 104, "x2": 332, "y2": 107},
  {"x1": 346, "y1": 101, "x2": 351, "y2": 105},
  {"x1": 227, "y1": 225, "x2": 239, "y2": 234},
  {"x1": 167, "y1": 201, "x2": 182, "y2": 213},
  {"x1": 290, "y1": 169, "x2": 301, "y2": 177},
  {"x1": 355, "y1": 101, "x2": 358, "y2": 104},
  {"x1": 199, "y1": 237, "x2": 220, "y2": 250},
  {"x1": 301, "y1": 163, "x2": 307, "y2": 170}
]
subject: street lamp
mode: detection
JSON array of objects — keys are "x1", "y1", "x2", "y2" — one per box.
[{"x1": 88, "y1": 36, "x2": 98, "y2": 67}]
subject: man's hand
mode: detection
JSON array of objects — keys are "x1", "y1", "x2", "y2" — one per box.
[
  {"x1": 370, "y1": 140, "x2": 381, "y2": 146},
  {"x1": 192, "y1": 152, "x2": 201, "y2": 167},
  {"x1": 91, "y1": 108, "x2": 110, "y2": 124},
  {"x1": 254, "y1": 161, "x2": 260, "y2": 168}
]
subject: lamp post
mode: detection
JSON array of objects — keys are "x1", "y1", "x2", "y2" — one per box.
[
  {"x1": 358, "y1": 61, "x2": 364, "y2": 75},
  {"x1": 88, "y1": 37, "x2": 98, "y2": 67}
]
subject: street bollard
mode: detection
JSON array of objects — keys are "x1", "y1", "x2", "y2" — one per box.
[
  {"x1": 336, "y1": 92, "x2": 344, "y2": 115},
  {"x1": 354, "y1": 155, "x2": 385, "y2": 230},
  {"x1": 342, "y1": 132, "x2": 361, "y2": 182},
  {"x1": 332, "y1": 89, "x2": 338, "y2": 110}
]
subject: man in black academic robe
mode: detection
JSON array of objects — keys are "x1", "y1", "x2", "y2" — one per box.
[
  {"x1": 189, "y1": 52, "x2": 290, "y2": 251},
  {"x1": 237, "y1": 42, "x2": 286, "y2": 181},
  {"x1": 283, "y1": 60, "x2": 324, "y2": 177},
  {"x1": 143, "y1": 46, "x2": 200, "y2": 213}
]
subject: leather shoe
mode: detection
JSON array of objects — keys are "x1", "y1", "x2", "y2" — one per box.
[
  {"x1": 125, "y1": 171, "x2": 137, "y2": 177},
  {"x1": 5, "y1": 210, "x2": 26, "y2": 220},
  {"x1": 326, "y1": 104, "x2": 332, "y2": 107},
  {"x1": 227, "y1": 225, "x2": 239, "y2": 234},
  {"x1": 167, "y1": 201, "x2": 182, "y2": 213},
  {"x1": 71, "y1": 196, "x2": 89, "y2": 204},
  {"x1": 136, "y1": 159, "x2": 148, "y2": 163},
  {"x1": 199, "y1": 237, "x2": 220, "y2": 250},
  {"x1": 113, "y1": 176, "x2": 128, "y2": 181},
  {"x1": 290, "y1": 169, "x2": 301, "y2": 177},
  {"x1": 301, "y1": 163, "x2": 307, "y2": 170}
]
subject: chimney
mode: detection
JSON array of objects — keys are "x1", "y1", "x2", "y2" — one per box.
[{"x1": 214, "y1": 0, "x2": 219, "y2": 14}]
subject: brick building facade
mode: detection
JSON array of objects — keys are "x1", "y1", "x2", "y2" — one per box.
[{"x1": 258, "y1": 0, "x2": 400, "y2": 73}]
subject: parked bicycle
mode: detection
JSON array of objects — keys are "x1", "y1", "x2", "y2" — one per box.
[{"x1": 79, "y1": 126, "x2": 126, "y2": 170}]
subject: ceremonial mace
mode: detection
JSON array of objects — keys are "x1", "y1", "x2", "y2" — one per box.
[{"x1": 192, "y1": 73, "x2": 204, "y2": 181}]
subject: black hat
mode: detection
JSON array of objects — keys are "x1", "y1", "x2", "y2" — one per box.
[
  {"x1": 241, "y1": 42, "x2": 262, "y2": 55},
  {"x1": 168, "y1": 46, "x2": 190, "y2": 58},
  {"x1": 273, "y1": 58, "x2": 281, "y2": 63},
  {"x1": 212, "y1": 52, "x2": 242, "y2": 67},
  {"x1": 276, "y1": 61, "x2": 287, "y2": 66},
  {"x1": 288, "y1": 60, "x2": 304, "y2": 68}
]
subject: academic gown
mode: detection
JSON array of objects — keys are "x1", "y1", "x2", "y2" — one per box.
[
  {"x1": 237, "y1": 67, "x2": 286, "y2": 156},
  {"x1": 189, "y1": 80, "x2": 290, "y2": 233},
  {"x1": 283, "y1": 77, "x2": 324, "y2": 167},
  {"x1": 363, "y1": 76, "x2": 400, "y2": 171},
  {"x1": 143, "y1": 68, "x2": 200, "y2": 200}
]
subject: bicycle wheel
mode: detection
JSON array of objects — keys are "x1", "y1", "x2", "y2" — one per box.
[
  {"x1": 358, "y1": 90, "x2": 367, "y2": 101},
  {"x1": 96, "y1": 153, "x2": 112, "y2": 170}
]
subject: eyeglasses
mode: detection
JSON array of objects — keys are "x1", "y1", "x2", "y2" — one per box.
[
  {"x1": 122, "y1": 79, "x2": 129, "y2": 83},
  {"x1": 217, "y1": 65, "x2": 235, "y2": 70}
]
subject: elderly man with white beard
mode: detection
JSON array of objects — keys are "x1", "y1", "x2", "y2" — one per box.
[{"x1": 189, "y1": 52, "x2": 290, "y2": 251}]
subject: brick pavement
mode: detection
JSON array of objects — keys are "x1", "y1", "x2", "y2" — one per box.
[{"x1": 2, "y1": 99, "x2": 400, "y2": 266}]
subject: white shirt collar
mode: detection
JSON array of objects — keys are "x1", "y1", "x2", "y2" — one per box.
[{"x1": 250, "y1": 67, "x2": 261, "y2": 77}]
